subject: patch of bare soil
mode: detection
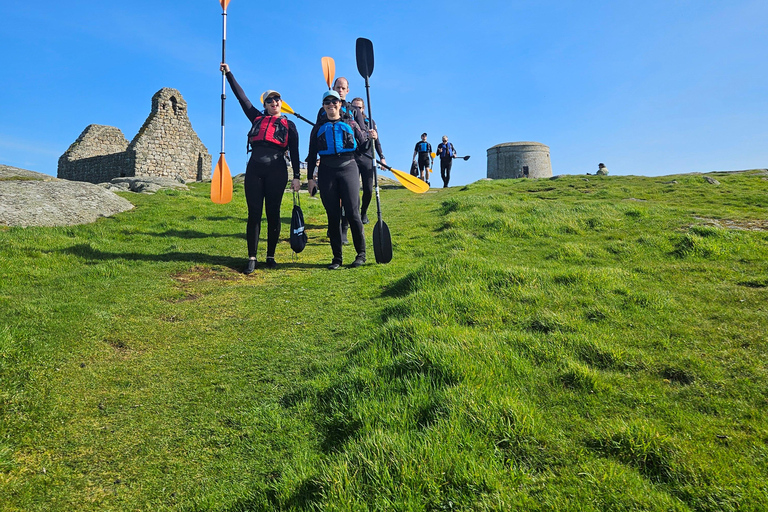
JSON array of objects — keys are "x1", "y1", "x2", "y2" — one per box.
[{"x1": 693, "y1": 217, "x2": 768, "y2": 232}]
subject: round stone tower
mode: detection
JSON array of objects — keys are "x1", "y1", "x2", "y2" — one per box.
[{"x1": 487, "y1": 142, "x2": 552, "y2": 179}]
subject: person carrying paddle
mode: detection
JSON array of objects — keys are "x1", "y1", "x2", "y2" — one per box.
[
  {"x1": 316, "y1": 77, "x2": 367, "y2": 241},
  {"x1": 437, "y1": 135, "x2": 457, "y2": 188},
  {"x1": 351, "y1": 97, "x2": 385, "y2": 225},
  {"x1": 221, "y1": 63, "x2": 300, "y2": 274},
  {"x1": 412, "y1": 133, "x2": 432, "y2": 184},
  {"x1": 299, "y1": 90, "x2": 375, "y2": 269}
]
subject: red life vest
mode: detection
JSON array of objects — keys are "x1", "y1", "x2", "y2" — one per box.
[{"x1": 248, "y1": 115, "x2": 289, "y2": 151}]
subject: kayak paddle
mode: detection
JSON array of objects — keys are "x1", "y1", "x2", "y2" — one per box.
[
  {"x1": 211, "y1": 0, "x2": 233, "y2": 204},
  {"x1": 356, "y1": 37, "x2": 392, "y2": 264}
]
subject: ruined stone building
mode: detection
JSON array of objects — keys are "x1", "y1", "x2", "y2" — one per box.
[{"x1": 58, "y1": 88, "x2": 211, "y2": 183}]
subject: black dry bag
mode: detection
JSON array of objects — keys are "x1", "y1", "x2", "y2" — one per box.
[
  {"x1": 290, "y1": 192, "x2": 308, "y2": 253},
  {"x1": 410, "y1": 160, "x2": 418, "y2": 177}
]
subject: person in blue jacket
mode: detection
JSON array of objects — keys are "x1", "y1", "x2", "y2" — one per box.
[
  {"x1": 436, "y1": 135, "x2": 457, "y2": 187},
  {"x1": 295, "y1": 90, "x2": 377, "y2": 269}
]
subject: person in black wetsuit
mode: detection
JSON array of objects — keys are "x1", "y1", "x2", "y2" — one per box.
[
  {"x1": 315, "y1": 77, "x2": 368, "y2": 243},
  {"x1": 221, "y1": 63, "x2": 300, "y2": 274},
  {"x1": 412, "y1": 133, "x2": 432, "y2": 184},
  {"x1": 436, "y1": 135, "x2": 457, "y2": 188},
  {"x1": 297, "y1": 90, "x2": 376, "y2": 269},
  {"x1": 350, "y1": 97, "x2": 385, "y2": 225}
]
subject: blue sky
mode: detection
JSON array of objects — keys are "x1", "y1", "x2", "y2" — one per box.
[{"x1": 1, "y1": 1, "x2": 766, "y2": 186}]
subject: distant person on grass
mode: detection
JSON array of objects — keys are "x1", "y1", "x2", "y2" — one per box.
[
  {"x1": 221, "y1": 63, "x2": 300, "y2": 275},
  {"x1": 436, "y1": 135, "x2": 457, "y2": 188},
  {"x1": 412, "y1": 133, "x2": 432, "y2": 184},
  {"x1": 301, "y1": 89, "x2": 376, "y2": 269},
  {"x1": 597, "y1": 163, "x2": 609, "y2": 175},
  {"x1": 350, "y1": 97, "x2": 385, "y2": 225}
]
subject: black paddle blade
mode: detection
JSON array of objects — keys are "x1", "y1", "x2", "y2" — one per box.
[
  {"x1": 356, "y1": 38, "x2": 374, "y2": 78},
  {"x1": 372, "y1": 219, "x2": 392, "y2": 264}
]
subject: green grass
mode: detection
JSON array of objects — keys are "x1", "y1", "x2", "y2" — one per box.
[{"x1": 1, "y1": 171, "x2": 767, "y2": 511}]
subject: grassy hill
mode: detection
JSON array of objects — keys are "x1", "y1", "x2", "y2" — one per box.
[{"x1": 1, "y1": 171, "x2": 767, "y2": 511}]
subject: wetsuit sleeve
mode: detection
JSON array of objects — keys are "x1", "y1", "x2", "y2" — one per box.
[
  {"x1": 372, "y1": 119, "x2": 384, "y2": 159},
  {"x1": 287, "y1": 120, "x2": 301, "y2": 180},
  {"x1": 306, "y1": 124, "x2": 319, "y2": 178},
  {"x1": 225, "y1": 71, "x2": 263, "y2": 121}
]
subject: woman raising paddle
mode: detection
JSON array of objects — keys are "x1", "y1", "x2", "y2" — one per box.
[
  {"x1": 296, "y1": 89, "x2": 375, "y2": 269},
  {"x1": 221, "y1": 63, "x2": 300, "y2": 274}
]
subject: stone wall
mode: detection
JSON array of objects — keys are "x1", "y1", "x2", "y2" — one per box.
[
  {"x1": 58, "y1": 88, "x2": 211, "y2": 184},
  {"x1": 129, "y1": 88, "x2": 211, "y2": 182},
  {"x1": 58, "y1": 125, "x2": 131, "y2": 182},
  {"x1": 487, "y1": 142, "x2": 552, "y2": 179}
]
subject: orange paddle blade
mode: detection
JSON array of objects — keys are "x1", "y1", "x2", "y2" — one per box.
[
  {"x1": 322, "y1": 56, "x2": 335, "y2": 88},
  {"x1": 211, "y1": 155, "x2": 233, "y2": 204},
  {"x1": 220, "y1": 0, "x2": 231, "y2": 10}
]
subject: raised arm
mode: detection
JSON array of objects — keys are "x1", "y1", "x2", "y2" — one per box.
[{"x1": 220, "y1": 64, "x2": 262, "y2": 122}]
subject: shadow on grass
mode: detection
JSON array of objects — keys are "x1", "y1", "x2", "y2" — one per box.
[
  {"x1": 224, "y1": 478, "x2": 324, "y2": 511},
  {"x1": 58, "y1": 244, "x2": 329, "y2": 271},
  {"x1": 139, "y1": 229, "x2": 244, "y2": 240}
]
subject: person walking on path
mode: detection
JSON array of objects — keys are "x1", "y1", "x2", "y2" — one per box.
[
  {"x1": 221, "y1": 63, "x2": 300, "y2": 274},
  {"x1": 316, "y1": 77, "x2": 367, "y2": 242},
  {"x1": 298, "y1": 90, "x2": 376, "y2": 269},
  {"x1": 412, "y1": 133, "x2": 432, "y2": 184},
  {"x1": 436, "y1": 135, "x2": 457, "y2": 188},
  {"x1": 351, "y1": 97, "x2": 385, "y2": 225}
]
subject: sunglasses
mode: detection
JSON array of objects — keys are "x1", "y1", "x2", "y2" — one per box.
[
  {"x1": 322, "y1": 98, "x2": 340, "y2": 106},
  {"x1": 264, "y1": 96, "x2": 281, "y2": 104}
]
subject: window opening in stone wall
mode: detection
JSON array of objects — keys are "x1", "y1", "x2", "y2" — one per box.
[
  {"x1": 523, "y1": 166, "x2": 529, "y2": 177},
  {"x1": 171, "y1": 96, "x2": 178, "y2": 115}
]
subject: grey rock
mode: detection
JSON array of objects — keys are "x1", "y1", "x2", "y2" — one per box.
[
  {"x1": 1, "y1": 177, "x2": 134, "y2": 227},
  {"x1": 705, "y1": 176, "x2": 720, "y2": 185},
  {"x1": 0, "y1": 165, "x2": 58, "y2": 181},
  {"x1": 98, "y1": 176, "x2": 189, "y2": 193}
]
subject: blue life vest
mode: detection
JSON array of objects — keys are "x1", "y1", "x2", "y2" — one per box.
[
  {"x1": 317, "y1": 120, "x2": 357, "y2": 156},
  {"x1": 417, "y1": 142, "x2": 429, "y2": 153},
  {"x1": 439, "y1": 142, "x2": 454, "y2": 158}
]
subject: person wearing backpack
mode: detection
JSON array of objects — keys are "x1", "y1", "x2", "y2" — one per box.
[
  {"x1": 298, "y1": 89, "x2": 375, "y2": 269},
  {"x1": 436, "y1": 135, "x2": 457, "y2": 188},
  {"x1": 412, "y1": 133, "x2": 433, "y2": 184},
  {"x1": 221, "y1": 63, "x2": 301, "y2": 274}
]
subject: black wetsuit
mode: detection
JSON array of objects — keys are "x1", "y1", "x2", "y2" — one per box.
[
  {"x1": 414, "y1": 141, "x2": 432, "y2": 172},
  {"x1": 307, "y1": 112, "x2": 370, "y2": 265},
  {"x1": 355, "y1": 115, "x2": 384, "y2": 219},
  {"x1": 226, "y1": 71, "x2": 300, "y2": 259},
  {"x1": 437, "y1": 141, "x2": 456, "y2": 187}
]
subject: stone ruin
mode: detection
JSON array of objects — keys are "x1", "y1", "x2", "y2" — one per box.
[{"x1": 58, "y1": 88, "x2": 211, "y2": 184}]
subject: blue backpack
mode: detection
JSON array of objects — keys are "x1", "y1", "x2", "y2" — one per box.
[{"x1": 317, "y1": 121, "x2": 357, "y2": 156}]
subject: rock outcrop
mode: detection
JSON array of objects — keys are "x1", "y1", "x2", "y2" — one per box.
[{"x1": 1, "y1": 165, "x2": 134, "y2": 228}]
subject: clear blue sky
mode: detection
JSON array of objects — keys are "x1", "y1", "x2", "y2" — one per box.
[{"x1": 1, "y1": 1, "x2": 766, "y2": 186}]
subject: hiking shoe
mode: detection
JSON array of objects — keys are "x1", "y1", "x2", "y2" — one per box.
[
  {"x1": 244, "y1": 259, "x2": 257, "y2": 275},
  {"x1": 361, "y1": 213, "x2": 369, "y2": 224},
  {"x1": 265, "y1": 257, "x2": 277, "y2": 269},
  {"x1": 350, "y1": 256, "x2": 366, "y2": 268},
  {"x1": 327, "y1": 262, "x2": 341, "y2": 270}
]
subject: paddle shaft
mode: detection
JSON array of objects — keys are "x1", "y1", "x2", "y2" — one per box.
[{"x1": 220, "y1": 8, "x2": 227, "y2": 156}]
